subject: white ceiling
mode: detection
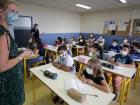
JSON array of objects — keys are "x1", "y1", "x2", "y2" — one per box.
[{"x1": 17, "y1": 0, "x2": 140, "y2": 13}]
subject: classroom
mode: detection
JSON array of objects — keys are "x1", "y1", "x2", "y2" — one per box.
[{"x1": 0, "y1": 0, "x2": 140, "y2": 105}]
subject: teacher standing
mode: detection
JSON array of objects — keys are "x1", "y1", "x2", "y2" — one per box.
[{"x1": 0, "y1": 0, "x2": 32, "y2": 105}]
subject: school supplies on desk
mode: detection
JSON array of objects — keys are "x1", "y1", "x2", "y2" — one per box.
[{"x1": 43, "y1": 70, "x2": 57, "y2": 80}]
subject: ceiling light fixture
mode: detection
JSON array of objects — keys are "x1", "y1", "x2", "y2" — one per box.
[
  {"x1": 76, "y1": 4, "x2": 92, "y2": 9},
  {"x1": 119, "y1": 0, "x2": 127, "y2": 4}
]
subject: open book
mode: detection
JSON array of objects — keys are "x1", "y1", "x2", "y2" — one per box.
[{"x1": 64, "y1": 79, "x2": 90, "y2": 92}]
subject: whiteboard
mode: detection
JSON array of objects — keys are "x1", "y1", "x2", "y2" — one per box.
[{"x1": 13, "y1": 16, "x2": 32, "y2": 28}]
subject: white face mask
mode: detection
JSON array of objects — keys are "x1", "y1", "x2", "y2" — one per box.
[
  {"x1": 86, "y1": 67, "x2": 93, "y2": 75},
  {"x1": 89, "y1": 52, "x2": 93, "y2": 57},
  {"x1": 124, "y1": 40, "x2": 128, "y2": 43},
  {"x1": 60, "y1": 52, "x2": 67, "y2": 60},
  {"x1": 121, "y1": 50, "x2": 128, "y2": 56},
  {"x1": 112, "y1": 43, "x2": 117, "y2": 47}
]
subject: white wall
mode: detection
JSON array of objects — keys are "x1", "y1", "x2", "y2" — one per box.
[
  {"x1": 18, "y1": 2, "x2": 80, "y2": 33},
  {"x1": 80, "y1": 6, "x2": 140, "y2": 34}
]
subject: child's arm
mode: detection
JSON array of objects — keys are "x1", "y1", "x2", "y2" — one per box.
[
  {"x1": 52, "y1": 62, "x2": 61, "y2": 69},
  {"x1": 59, "y1": 65, "x2": 71, "y2": 72},
  {"x1": 87, "y1": 79, "x2": 111, "y2": 93}
]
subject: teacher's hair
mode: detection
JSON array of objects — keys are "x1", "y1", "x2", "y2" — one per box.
[{"x1": 0, "y1": 0, "x2": 17, "y2": 10}]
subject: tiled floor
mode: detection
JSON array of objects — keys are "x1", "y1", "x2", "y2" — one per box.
[{"x1": 24, "y1": 79, "x2": 140, "y2": 105}]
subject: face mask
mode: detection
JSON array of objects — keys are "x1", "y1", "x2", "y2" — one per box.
[
  {"x1": 124, "y1": 40, "x2": 128, "y2": 43},
  {"x1": 60, "y1": 52, "x2": 67, "y2": 60},
  {"x1": 121, "y1": 50, "x2": 128, "y2": 56},
  {"x1": 112, "y1": 43, "x2": 117, "y2": 47},
  {"x1": 80, "y1": 39, "x2": 83, "y2": 42},
  {"x1": 89, "y1": 52, "x2": 93, "y2": 57},
  {"x1": 6, "y1": 11, "x2": 19, "y2": 25},
  {"x1": 86, "y1": 67, "x2": 93, "y2": 75}
]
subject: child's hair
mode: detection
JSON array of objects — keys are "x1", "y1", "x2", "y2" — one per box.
[
  {"x1": 123, "y1": 45, "x2": 130, "y2": 50},
  {"x1": 88, "y1": 58, "x2": 103, "y2": 77},
  {"x1": 57, "y1": 37, "x2": 62, "y2": 42},
  {"x1": 57, "y1": 45, "x2": 67, "y2": 52}
]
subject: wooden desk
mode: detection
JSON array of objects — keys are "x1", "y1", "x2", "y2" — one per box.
[
  {"x1": 30, "y1": 63, "x2": 114, "y2": 105},
  {"x1": 44, "y1": 45, "x2": 58, "y2": 58},
  {"x1": 72, "y1": 45, "x2": 85, "y2": 56},
  {"x1": 23, "y1": 55, "x2": 39, "y2": 82},
  {"x1": 133, "y1": 59, "x2": 140, "y2": 88},
  {"x1": 73, "y1": 55, "x2": 136, "y2": 105}
]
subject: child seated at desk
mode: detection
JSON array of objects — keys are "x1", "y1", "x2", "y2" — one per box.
[
  {"x1": 88, "y1": 43, "x2": 101, "y2": 59},
  {"x1": 130, "y1": 42, "x2": 140, "y2": 59},
  {"x1": 52, "y1": 45, "x2": 76, "y2": 103},
  {"x1": 53, "y1": 45, "x2": 75, "y2": 74},
  {"x1": 109, "y1": 39, "x2": 120, "y2": 53},
  {"x1": 87, "y1": 33, "x2": 96, "y2": 46},
  {"x1": 107, "y1": 45, "x2": 134, "y2": 100},
  {"x1": 77, "y1": 58, "x2": 111, "y2": 93},
  {"x1": 78, "y1": 34, "x2": 85, "y2": 46},
  {"x1": 55, "y1": 37, "x2": 63, "y2": 46}
]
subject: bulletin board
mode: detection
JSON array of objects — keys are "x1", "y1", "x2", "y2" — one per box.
[
  {"x1": 103, "y1": 19, "x2": 131, "y2": 35},
  {"x1": 116, "y1": 19, "x2": 131, "y2": 35},
  {"x1": 132, "y1": 19, "x2": 140, "y2": 36}
]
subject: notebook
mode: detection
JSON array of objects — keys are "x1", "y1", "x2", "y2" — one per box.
[{"x1": 64, "y1": 79, "x2": 90, "y2": 92}]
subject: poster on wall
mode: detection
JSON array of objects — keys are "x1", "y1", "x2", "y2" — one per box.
[
  {"x1": 103, "y1": 20, "x2": 110, "y2": 33},
  {"x1": 118, "y1": 19, "x2": 129, "y2": 31},
  {"x1": 108, "y1": 20, "x2": 117, "y2": 31}
]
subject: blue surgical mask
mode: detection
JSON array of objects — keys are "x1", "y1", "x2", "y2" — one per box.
[{"x1": 6, "y1": 11, "x2": 19, "y2": 25}]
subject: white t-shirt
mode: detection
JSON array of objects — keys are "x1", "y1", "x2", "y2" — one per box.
[{"x1": 55, "y1": 54, "x2": 76, "y2": 74}]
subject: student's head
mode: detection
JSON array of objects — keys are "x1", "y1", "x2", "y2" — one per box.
[
  {"x1": 132, "y1": 42, "x2": 140, "y2": 52},
  {"x1": 0, "y1": 0, "x2": 18, "y2": 25},
  {"x1": 123, "y1": 38, "x2": 128, "y2": 43},
  {"x1": 89, "y1": 33, "x2": 94, "y2": 38},
  {"x1": 121, "y1": 45, "x2": 130, "y2": 56},
  {"x1": 57, "y1": 45, "x2": 67, "y2": 55},
  {"x1": 86, "y1": 58, "x2": 102, "y2": 76},
  {"x1": 79, "y1": 34, "x2": 84, "y2": 39},
  {"x1": 88, "y1": 43, "x2": 99, "y2": 53},
  {"x1": 34, "y1": 23, "x2": 39, "y2": 29},
  {"x1": 57, "y1": 37, "x2": 62, "y2": 42},
  {"x1": 112, "y1": 39, "x2": 118, "y2": 46}
]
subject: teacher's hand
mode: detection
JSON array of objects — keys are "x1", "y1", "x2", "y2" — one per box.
[{"x1": 21, "y1": 50, "x2": 33, "y2": 58}]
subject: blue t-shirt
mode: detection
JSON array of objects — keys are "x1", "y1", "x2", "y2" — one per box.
[
  {"x1": 109, "y1": 46, "x2": 120, "y2": 53},
  {"x1": 114, "y1": 54, "x2": 132, "y2": 64}
]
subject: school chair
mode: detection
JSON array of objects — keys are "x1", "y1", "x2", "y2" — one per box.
[{"x1": 134, "y1": 61, "x2": 140, "y2": 88}]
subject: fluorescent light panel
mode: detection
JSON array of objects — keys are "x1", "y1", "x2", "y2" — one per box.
[
  {"x1": 76, "y1": 4, "x2": 92, "y2": 9},
  {"x1": 119, "y1": 0, "x2": 127, "y2": 3}
]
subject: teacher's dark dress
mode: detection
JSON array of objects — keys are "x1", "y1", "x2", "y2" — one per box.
[{"x1": 0, "y1": 25, "x2": 25, "y2": 105}]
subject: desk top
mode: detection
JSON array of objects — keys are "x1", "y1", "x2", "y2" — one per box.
[
  {"x1": 30, "y1": 63, "x2": 114, "y2": 105},
  {"x1": 73, "y1": 55, "x2": 136, "y2": 79},
  {"x1": 44, "y1": 45, "x2": 58, "y2": 52},
  {"x1": 73, "y1": 45, "x2": 85, "y2": 49}
]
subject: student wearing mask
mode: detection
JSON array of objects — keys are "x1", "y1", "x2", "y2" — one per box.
[
  {"x1": 53, "y1": 45, "x2": 75, "y2": 74},
  {"x1": 130, "y1": 42, "x2": 140, "y2": 59},
  {"x1": 97, "y1": 36, "x2": 105, "y2": 49},
  {"x1": 87, "y1": 33, "x2": 96, "y2": 46},
  {"x1": 120, "y1": 38, "x2": 130, "y2": 48},
  {"x1": 78, "y1": 34, "x2": 85, "y2": 46},
  {"x1": 0, "y1": 0, "x2": 32, "y2": 105},
  {"x1": 77, "y1": 58, "x2": 111, "y2": 93},
  {"x1": 108, "y1": 45, "x2": 134, "y2": 101},
  {"x1": 88, "y1": 43, "x2": 101, "y2": 59},
  {"x1": 109, "y1": 39, "x2": 120, "y2": 53},
  {"x1": 52, "y1": 45, "x2": 76, "y2": 103}
]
